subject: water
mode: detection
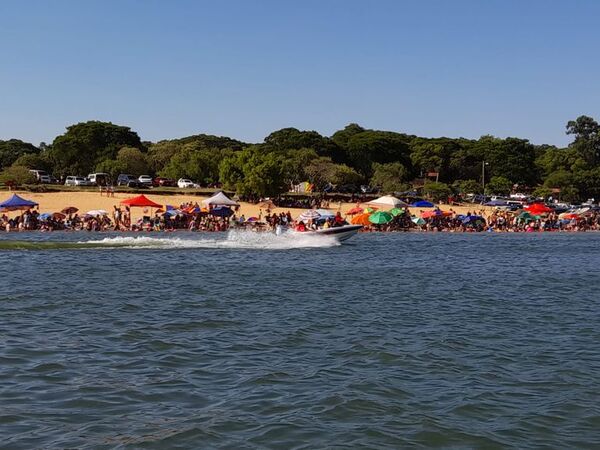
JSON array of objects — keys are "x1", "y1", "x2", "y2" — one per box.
[{"x1": 1, "y1": 231, "x2": 599, "y2": 449}]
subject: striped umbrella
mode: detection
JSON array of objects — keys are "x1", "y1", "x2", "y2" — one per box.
[{"x1": 298, "y1": 210, "x2": 321, "y2": 221}]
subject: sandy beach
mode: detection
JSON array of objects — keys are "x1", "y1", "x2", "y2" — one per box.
[{"x1": 2, "y1": 190, "x2": 491, "y2": 222}]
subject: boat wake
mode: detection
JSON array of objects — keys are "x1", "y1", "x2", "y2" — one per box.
[{"x1": 0, "y1": 230, "x2": 341, "y2": 251}]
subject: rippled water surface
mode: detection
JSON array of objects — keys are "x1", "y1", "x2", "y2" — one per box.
[{"x1": 1, "y1": 231, "x2": 599, "y2": 449}]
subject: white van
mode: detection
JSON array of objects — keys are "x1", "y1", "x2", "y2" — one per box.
[
  {"x1": 29, "y1": 169, "x2": 51, "y2": 183},
  {"x1": 87, "y1": 173, "x2": 109, "y2": 186}
]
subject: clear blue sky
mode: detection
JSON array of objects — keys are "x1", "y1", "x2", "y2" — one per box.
[{"x1": 1, "y1": 0, "x2": 598, "y2": 147}]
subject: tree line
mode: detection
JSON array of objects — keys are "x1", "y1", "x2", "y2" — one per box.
[{"x1": 1, "y1": 116, "x2": 600, "y2": 202}]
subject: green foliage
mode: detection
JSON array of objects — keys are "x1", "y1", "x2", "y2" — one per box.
[
  {"x1": 12, "y1": 153, "x2": 51, "y2": 171},
  {"x1": 531, "y1": 187, "x2": 553, "y2": 199},
  {"x1": 48, "y1": 121, "x2": 143, "y2": 177},
  {"x1": 473, "y1": 136, "x2": 538, "y2": 185},
  {"x1": 566, "y1": 115, "x2": 600, "y2": 166},
  {"x1": 370, "y1": 162, "x2": 408, "y2": 193},
  {"x1": 0, "y1": 139, "x2": 40, "y2": 169},
  {"x1": 160, "y1": 144, "x2": 230, "y2": 185},
  {"x1": 341, "y1": 129, "x2": 413, "y2": 176},
  {"x1": 219, "y1": 146, "x2": 287, "y2": 197},
  {"x1": 0, "y1": 165, "x2": 37, "y2": 185},
  {"x1": 486, "y1": 176, "x2": 513, "y2": 195},
  {"x1": 304, "y1": 157, "x2": 362, "y2": 189},
  {"x1": 116, "y1": 147, "x2": 149, "y2": 175},
  {"x1": 280, "y1": 148, "x2": 319, "y2": 185},
  {"x1": 423, "y1": 181, "x2": 452, "y2": 202},
  {"x1": 263, "y1": 128, "x2": 337, "y2": 157},
  {"x1": 453, "y1": 179, "x2": 481, "y2": 195}
]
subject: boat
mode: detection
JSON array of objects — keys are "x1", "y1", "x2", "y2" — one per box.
[{"x1": 280, "y1": 224, "x2": 363, "y2": 242}]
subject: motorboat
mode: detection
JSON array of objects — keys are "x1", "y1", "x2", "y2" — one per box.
[{"x1": 280, "y1": 224, "x2": 363, "y2": 242}]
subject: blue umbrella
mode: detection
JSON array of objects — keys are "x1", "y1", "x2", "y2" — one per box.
[
  {"x1": 484, "y1": 200, "x2": 508, "y2": 206},
  {"x1": 411, "y1": 200, "x2": 435, "y2": 208},
  {"x1": 39, "y1": 213, "x2": 52, "y2": 220},
  {"x1": 210, "y1": 206, "x2": 233, "y2": 217},
  {"x1": 462, "y1": 215, "x2": 485, "y2": 225},
  {"x1": 0, "y1": 194, "x2": 38, "y2": 211}
]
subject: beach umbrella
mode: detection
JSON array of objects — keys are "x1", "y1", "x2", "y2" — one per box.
[
  {"x1": 525, "y1": 203, "x2": 552, "y2": 214},
  {"x1": 560, "y1": 213, "x2": 580, "y2": 220},
  {"x1": 39, "y1": 213, "x2": 52, "y2": 220},
  {"x1": 388, "y1": 207, "x2": 404, "y2": 216},
  {"x1": 462, "y1": 215, "x2": 485, "y2": 225},
  {"x1": 411, "y1": 200, "x2": 435, "y2": 208},
  {"x1": 364, "y1": 207, "x2": 378, "y2": 213},
  {"x1": 367, "y1": 195, "x2": 409, "y2": 209},
  {"x1": 52, "y1": 212, "x2": 66, "y2": 220},
  {"x1": 484, "y1": 200, "x2": 508, "y2": 207},
  {"x1": 411, "y1": 217, "x2": 426, "y2": 226},
  {"x1": 298, "y1": 210, "x2": 321, "y2": 221},
  {"x1": 421, "y1": 210, "x2": 451, "y2": 219},
  {"x1": 516, "y1": 211, "x2": 539, "y2": 222},
  {"x1": 368, "y1": 211, "x2": 393, "y2": 224},
  {"x1": 247, "y1": 217, "x2": 260, "y2": 222},
  {"x1": 314, "y1": 209, "x2": 336, "y2": 218},
  {"x1": 120, "y1": 194, "x2": 162, "y2": 208},
  {"x1": 351, "y1": 213, "x2": 371, "y2": 226},
  {"x1": 347, "y1": 206, "x2": 364, "y2": 215},
  {"x1": 210, "y1": 206, "x2": 234, "y2": 217},
  {"x1": 86, "y1": 209, "x2": 108, "y2": 216},
  {"x1": 61, "y1": 206, "x2": 78, "y2": 214},
  {"x1": 0, "y1": 194, "x2": 38, "y2": 211}
]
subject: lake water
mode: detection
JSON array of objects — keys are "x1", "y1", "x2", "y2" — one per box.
[{"x1": 1, "y1": 231, "x2": 599, "y2": 449}]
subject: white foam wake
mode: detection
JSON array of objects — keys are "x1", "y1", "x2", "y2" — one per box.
[{"x1": 80, "y1": 229, "x2": 340, "y2": 250}]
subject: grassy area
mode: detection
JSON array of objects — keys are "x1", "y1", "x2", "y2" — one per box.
[{"x1": 0, "y1": 184, "x2": 230, "y2": 197}]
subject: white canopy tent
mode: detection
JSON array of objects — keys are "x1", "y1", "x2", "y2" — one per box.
[
  {"x1": 366, "y1": 195, "x2": 409, "y2": 208},
  {"x1": 201, "y1": 191, "x2": 239, "y2": 207}
]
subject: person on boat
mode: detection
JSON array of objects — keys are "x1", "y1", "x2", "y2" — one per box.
[
  {"x1": 334, "y1": 212, "x2": 345, "y2": 227},
  {"x1": 295, "y1": 221, "x2": 307, "y2": 232}
]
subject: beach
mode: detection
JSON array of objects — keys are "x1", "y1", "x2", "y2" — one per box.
[{"x1": 3, "y1": 190, "x2": 490, "y2": 221}]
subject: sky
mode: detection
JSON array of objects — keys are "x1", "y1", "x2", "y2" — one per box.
[{"x1": 1, "y1": 0, "x2": 599, "y2": 147}]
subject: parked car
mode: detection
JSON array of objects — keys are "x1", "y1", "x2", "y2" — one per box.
[
  {"x1": 153, "y1": 177, "x2": 175, "y2": 187},
  {"x1": 138, "y1": 175, "x2": 153, "y2": 185},
  {"x1": 65, "y1": 176, "x2": 92, "y2": 186},
  {"x1": 29, "y1": 169, "x2": 51, "y2": 184},
  {"x1": 177, "y1": 178, "x2": 196, "y2": 188},
  {"x1": 87, "y1": 173, "x2": 110, "y2": 186},
  {"x1": 117, "y1": 174, "x2": 137, "y2": 186}
]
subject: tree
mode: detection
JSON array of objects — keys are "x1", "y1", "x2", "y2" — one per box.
[
  {"x1": 486, "y1": 176, "x2": 513, "y2": 195},
  {"x1": 263, "y1": 128, "x2": 337, "y2": 156},
  {"x1": 453, "y1": 179, "x2": 481, "y2": 195},
  {"x1": 341, "y1": 130, "x2": 413, "y2": 176},
  {"x1": 0, "y1": 139, "x2": 40, "y2": 169},
  {"x1": 0, "y1": 165, "x2": 36, "y2": 185},
  {"x1": 566, "y1": 115, "x2": 600, "y2": 166},
  {"x1": 304, "y1": 157, "x2": 362, "y2": 190},
  {"x1": 423, "y1": 181, "x2": 452, "y2": 202},
  {"x1": 370, "y1": 162, "x2": 409, "y2": 193},
  {"x1": 219, "y1": 146, "x2": 287, "y2": 197},
  {"x1": 47, "y1": 121, "x2": 143, "y2": 176},
  {"x1": 472, "y1": 136, "x2": 538, "y2": 185},
  {"x1": 116, "y1": 147, "x2": 149, "y2": 175},
  {"x1": 12, "y1": 153, "x2": 51, "y2": 171}
]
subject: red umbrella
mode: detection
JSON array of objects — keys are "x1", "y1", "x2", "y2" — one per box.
[
  {"x1": 421, "y1": 210, "x2": 452, "y2": 219},
  {"x1": 120, "y1": 195, "x2": 162, "y2": 208},
  {"x1": 347, "y1": 206, "x2": 364, "y2": 215},
  {"x1": 525, "y1": 203, "x2": 552, "y2": 214}
]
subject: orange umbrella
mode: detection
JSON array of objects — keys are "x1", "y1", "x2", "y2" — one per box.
[{"x1": 351, "y1": 213, "x2": 372, "y2": 226}]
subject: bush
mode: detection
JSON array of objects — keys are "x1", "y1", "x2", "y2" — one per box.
[{"x1": 0, "y1": 165, "x2": 37, "y2": 186}]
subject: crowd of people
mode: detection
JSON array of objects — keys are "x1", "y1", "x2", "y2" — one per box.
[{"x1": 2, "y1": 202, "x2": 600, "y2": 233}]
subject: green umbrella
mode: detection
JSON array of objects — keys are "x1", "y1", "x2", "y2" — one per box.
[
  {"x1": 388, "y1": 207, "x2": 404, "y2": 216},
  {"x1": 369, "y1": 211, "x2": 393, "y2": 224},
  {"x1": 411, "y1": 216, "x2": 426, "y2": 225},
  {"x1": 517, "y1": 211, "x2": 540, "y2": 223}
]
